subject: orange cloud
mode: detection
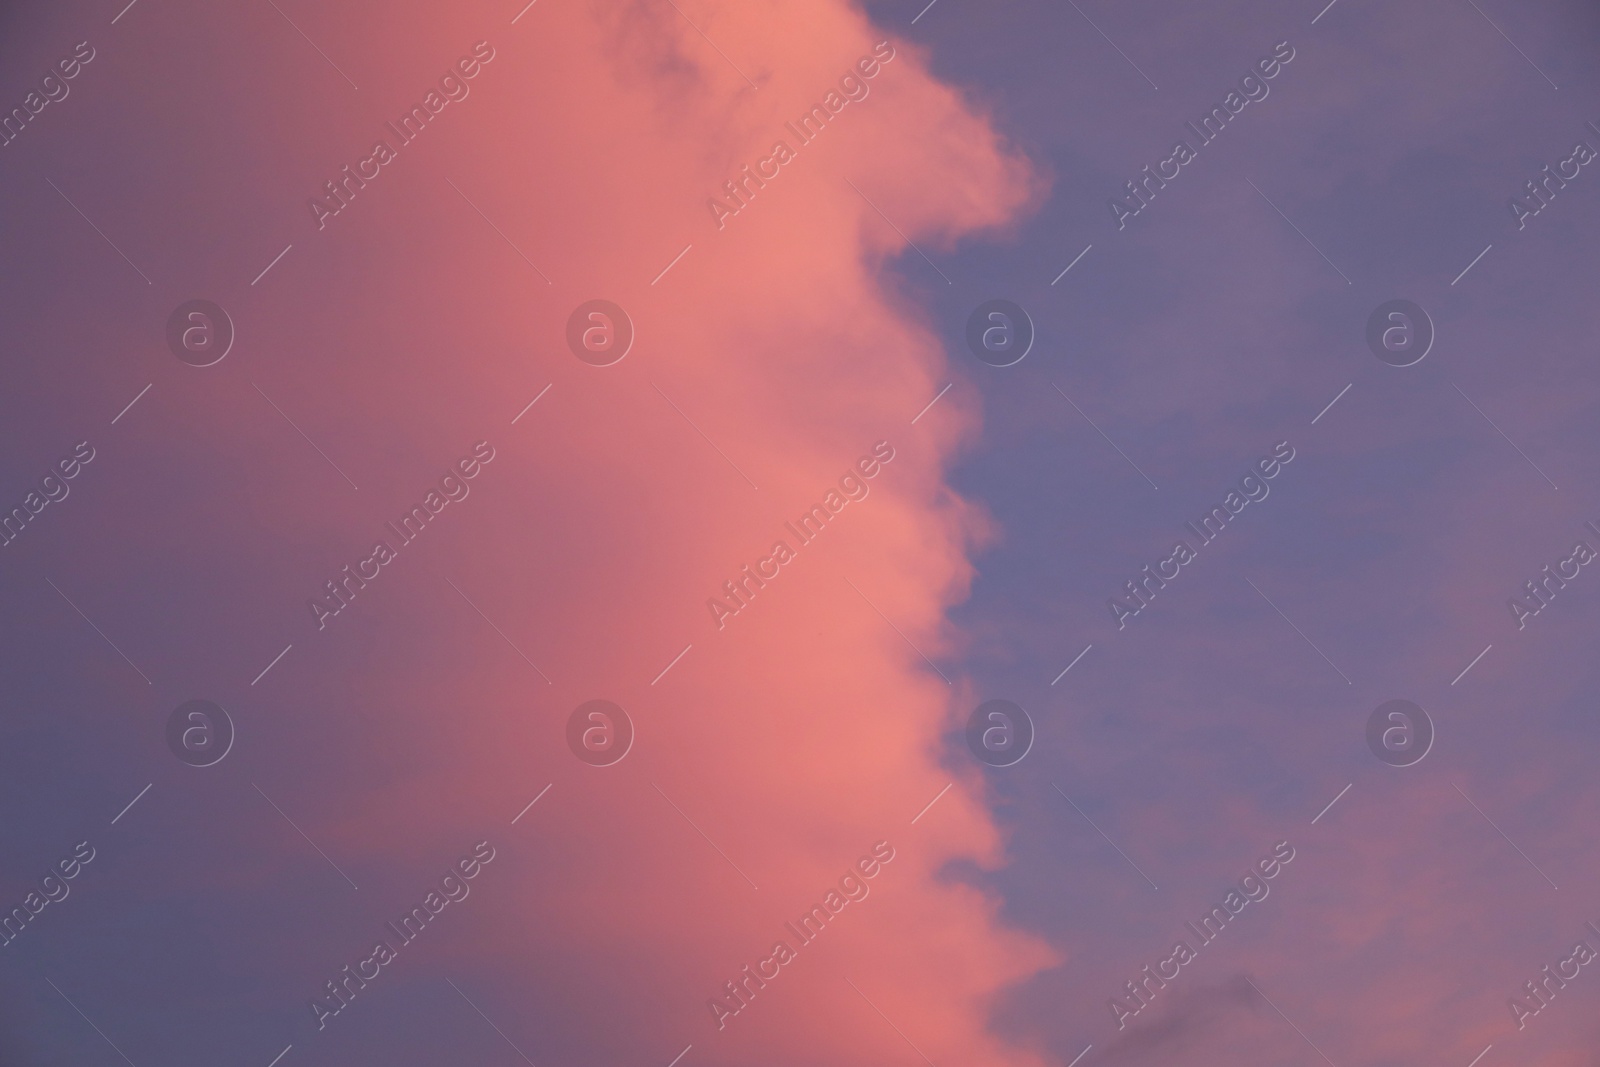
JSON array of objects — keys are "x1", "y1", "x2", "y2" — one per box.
[{"x1": 226, "y1": 0, "x2": 1055, "y2": 1063}]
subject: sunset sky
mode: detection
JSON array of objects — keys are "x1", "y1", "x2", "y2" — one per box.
[{"x1": 3, "y1": 0, "x2": 1600, "y2": 1065}]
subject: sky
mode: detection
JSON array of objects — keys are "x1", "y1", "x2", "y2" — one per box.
[{"x1": 2, "y1": 0, "x2": 1600, "y2": 1065}]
